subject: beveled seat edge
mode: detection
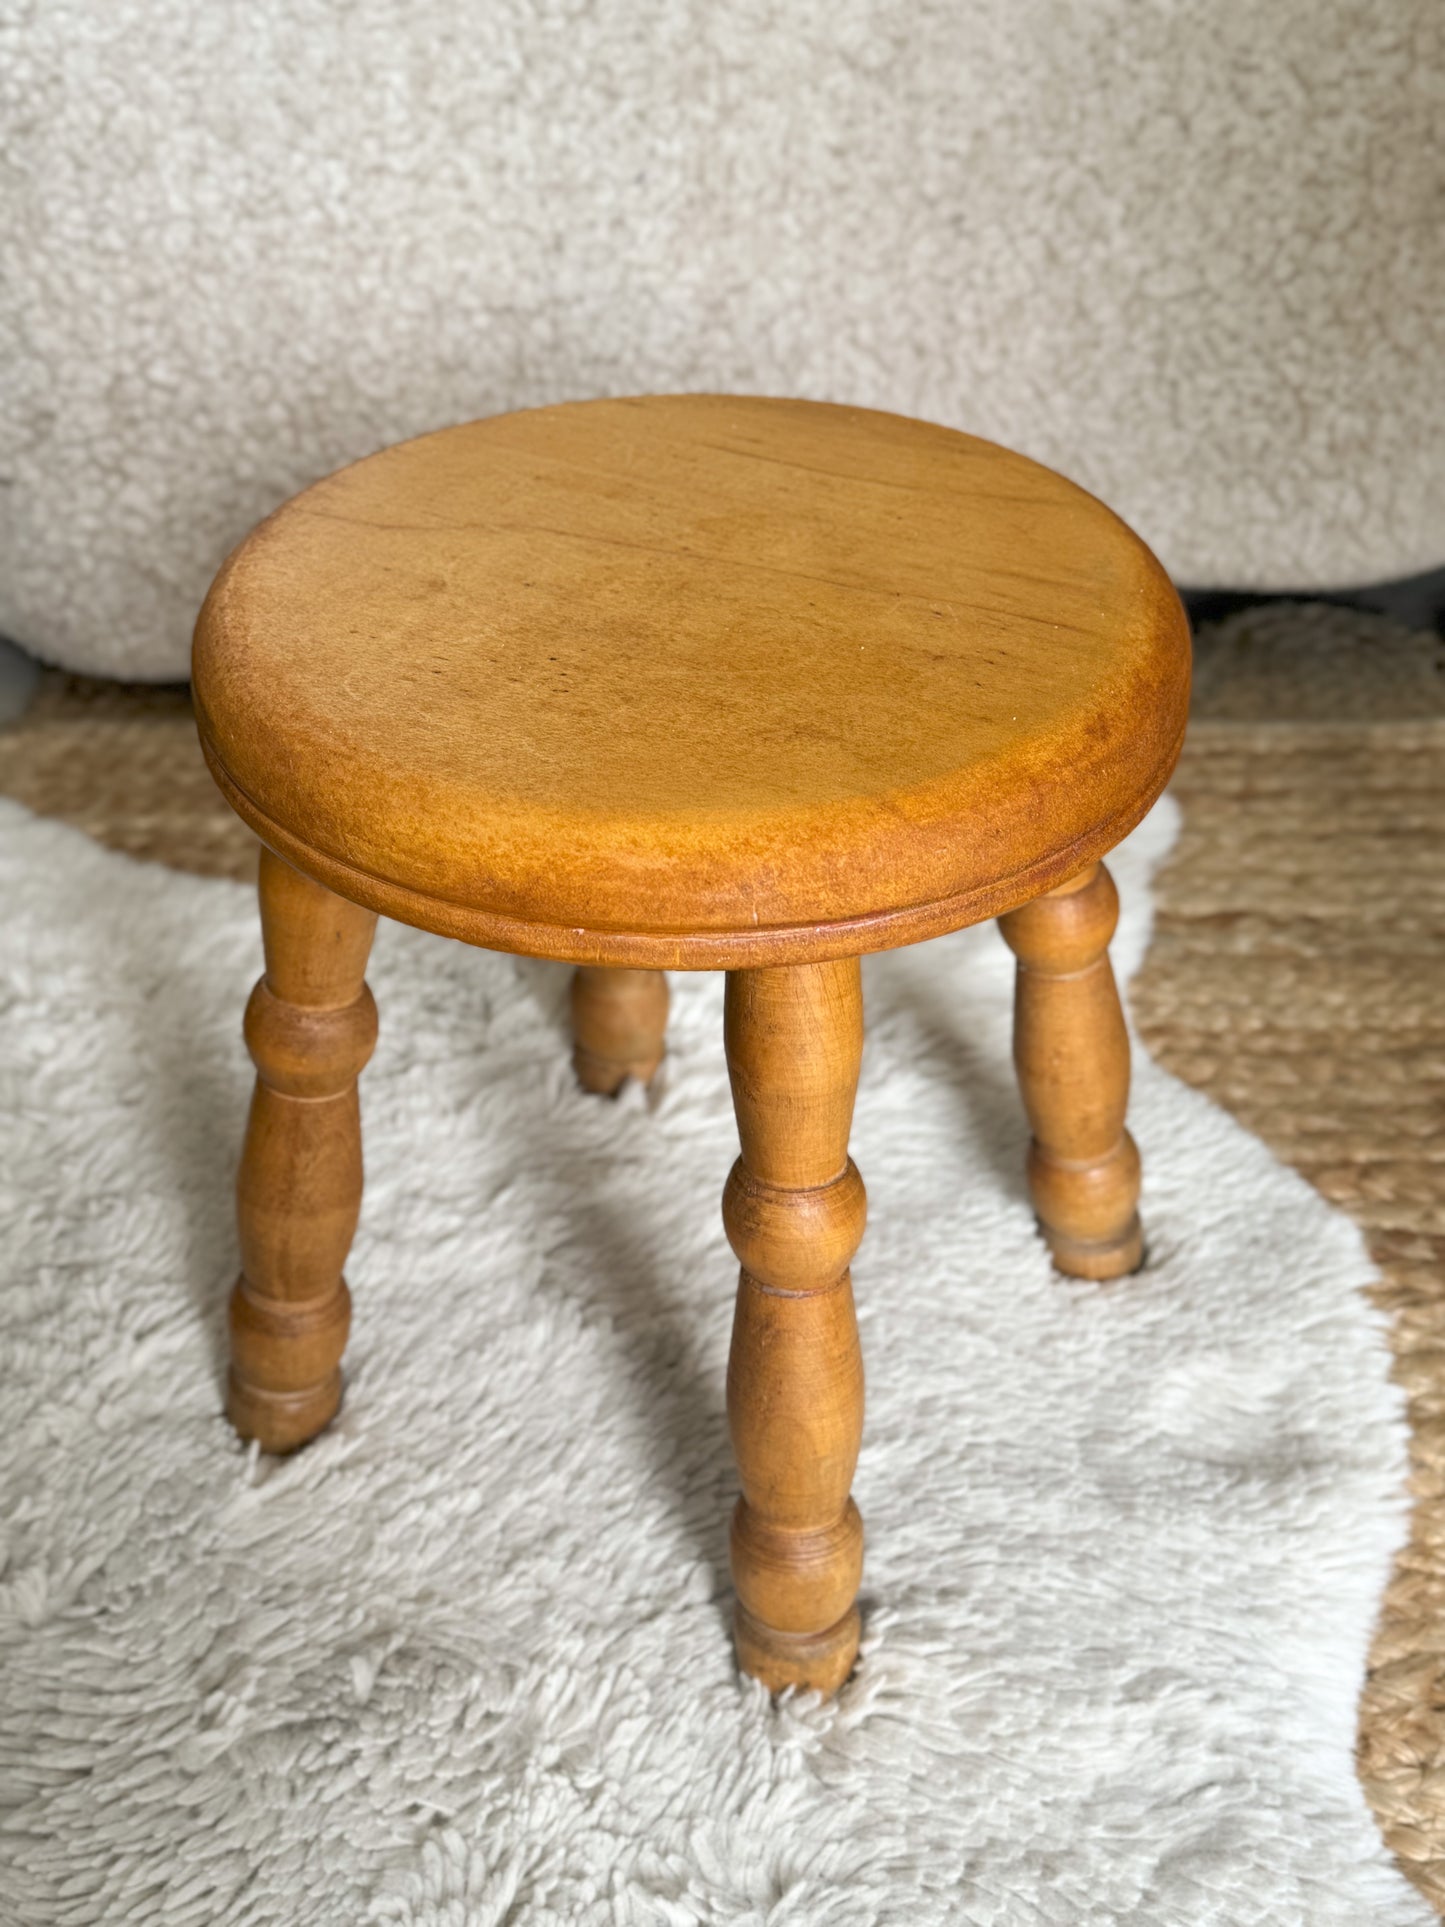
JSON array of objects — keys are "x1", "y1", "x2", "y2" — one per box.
[{"x1": 197, "y1": 718, "x2": 1187, "y2": 971}]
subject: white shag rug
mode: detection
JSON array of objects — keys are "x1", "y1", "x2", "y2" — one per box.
[{"x1": 0, "y1": 793, "x2": 1430, "y2": 1926}]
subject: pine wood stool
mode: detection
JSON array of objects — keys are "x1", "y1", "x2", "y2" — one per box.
[{"x1": 193, "y1": 396, "x2": 1190, "y2": 1695}]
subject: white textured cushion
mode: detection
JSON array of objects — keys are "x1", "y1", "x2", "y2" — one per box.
[{"x1": 3, "y1": 0, "x2": 1442, "y2": 678}]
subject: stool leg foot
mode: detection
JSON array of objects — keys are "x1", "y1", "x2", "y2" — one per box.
[
  {"x1": 570, "y1": 967, "x2": 669, "y2": 1095},
  {"x1": 999, "y1": 862, "x2": 1143, "y2": 1281},
  {"x1": 228, "y1": 849, "x2": 378, "y2": 1452},
  {"x1": 723, "y1": 959, "x2": 867, "y2": 1695}
]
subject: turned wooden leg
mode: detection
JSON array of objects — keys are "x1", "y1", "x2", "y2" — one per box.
[
  {"x1": 570, "y1": 966, "x2": 669, "y2": 1094},
  {"x1": 722, "y1": 958, "x2": 867, "y2": 1695},
  {"x1": 998, "y1": 861, "x2": 1142, "y2": 1280},
  {"x1": 228, "y1": 848, "x2": 378, "y2": 1452}
]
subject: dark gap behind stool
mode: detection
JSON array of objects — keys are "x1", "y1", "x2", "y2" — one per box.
[{"x1": 1180, "y1": 565, "x2": 1445, "y2": 641}]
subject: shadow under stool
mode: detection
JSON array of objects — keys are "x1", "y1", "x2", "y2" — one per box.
[{"x1": 192, "y1": 394, "x2": 1191, "y2": 1696}]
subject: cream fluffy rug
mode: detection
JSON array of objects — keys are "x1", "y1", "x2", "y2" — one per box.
[{"x1": 0, "y1": 794, "x2": 1430, "y2": 1925}]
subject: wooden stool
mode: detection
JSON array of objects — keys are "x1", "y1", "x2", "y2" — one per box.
[{"x1": 193, "y1": 396, "x2": 1190, "y2": 1695}]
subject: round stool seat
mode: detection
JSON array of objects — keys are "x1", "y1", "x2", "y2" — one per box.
[{"x1": 193, "y1": 396, "x2": 1189, "y2": 968}]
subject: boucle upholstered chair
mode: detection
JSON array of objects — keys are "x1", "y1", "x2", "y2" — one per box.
[{"x1": 2, "y1": 2, "x2": 1441, "y2": 678}]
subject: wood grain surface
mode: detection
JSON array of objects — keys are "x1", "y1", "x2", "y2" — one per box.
[
  {"x1": 1000, "y1": 862, "x2": 1143, "y2": 1279},
  {"x1": 228, "y1": 848, "x2": 378, "y2": 1452},
  {"x1": 193, "y1": 395, "x2": 1189, "y2": 968},
  {"x1": 723, "y1": 959, "x2": 867, "y2": 1692},
  {"x1": 570, "y1": 966, "x2": 669, "y2": 1095}
]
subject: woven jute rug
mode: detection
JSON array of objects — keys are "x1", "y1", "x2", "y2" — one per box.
[
  {"x1": 0, "y1": 600, "x2": 1441, "y2": 1917},
  {"x1": 1130, "y1": 602, "x2": 1445, "y2": 1913}
]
